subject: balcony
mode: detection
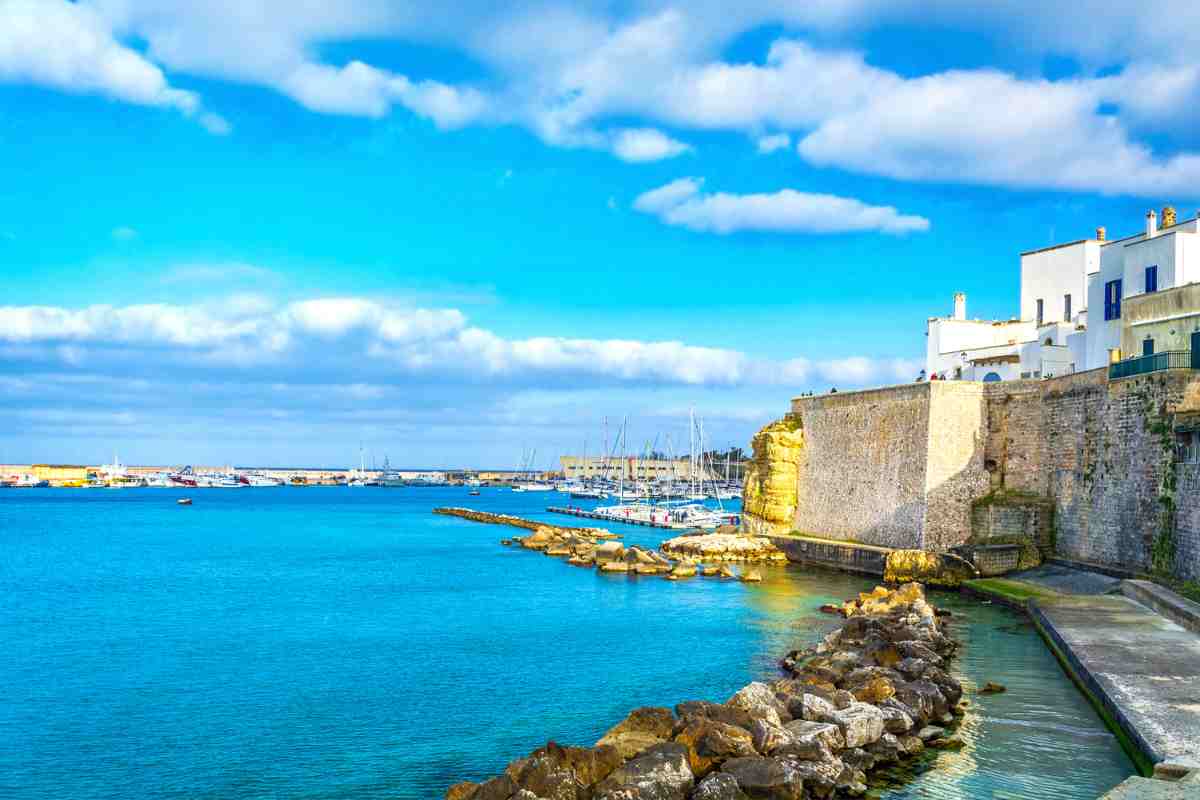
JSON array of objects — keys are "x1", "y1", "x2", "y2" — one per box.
[{"x1": 1109, "y1": 350, "x2": 1197, "y2": 380}]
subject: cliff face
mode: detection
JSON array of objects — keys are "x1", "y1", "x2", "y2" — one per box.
[{"x1": 741, "y1": 413, "x2": 803, "y2": 535}]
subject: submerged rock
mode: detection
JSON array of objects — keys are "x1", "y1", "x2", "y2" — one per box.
[{"x1": 979, "y1": 681, "x2": 1006, "y2": 694}]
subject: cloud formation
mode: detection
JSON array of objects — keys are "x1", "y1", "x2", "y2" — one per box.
[
  {"x1": 5, "y1": 1, "x2": 1200, "y2": 188},
  {"x1": 0, "y1": 297, "x2": 919, "y2": 388},
  {"x1": 634, "y1": 178, "x2": 930, "y2": 235},
  {"x1": 0, "y1": 0, "x2": 227, "y2": 134}
]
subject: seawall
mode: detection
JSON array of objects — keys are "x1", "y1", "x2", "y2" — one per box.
[{"x1": 745, "y1": 368, "x2": 1200, "y2": 583}]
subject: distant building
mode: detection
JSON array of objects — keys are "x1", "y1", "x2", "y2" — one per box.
[
  {"x1": 560, "y1": 456, "x2": 716, "y2": 482},
  {"x1": 927, "y1": 206, "x2": 1200, "y2": 381},
  {"x1": 31, "y1": 464, "x2": 90, "y2": 484}
]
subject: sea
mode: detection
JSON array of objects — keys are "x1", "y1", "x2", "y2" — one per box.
[{"x1": 0, "y1": 486, "x2": 1134, "y2": 799}]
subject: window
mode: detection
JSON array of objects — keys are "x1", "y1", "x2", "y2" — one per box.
[
  {"x1": 1064, "y1": 294, "x2": 1072, "y2": 322},
  {"x1": 1177, "y1": 431, "x2": 1199, "y2": 464},
  {"x1": 1036, "y1": 298, "x2": 1044, "y2": 326},
  {"x1": 1146, "y1": 265, "x2": 1158, "y2": 293},
  {"x1": 1104, "y1": 279, "x2": 1123, "y2": 320}
]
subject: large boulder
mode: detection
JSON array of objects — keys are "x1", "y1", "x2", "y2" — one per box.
[
  {"x1": 894, "y1": 680, "x2": 949, "y2": 723},
  {"x1": 674, "y1": 701, "x2": 757, "y2": 733},
  {"x1": 674, "y1": 719, "x2": 757, "y2": 776},
  {"x1": 720, "y1": 756, "x2": 805, "y2": 800},
  {"x1": 469, "y1": 775, "x2": 517, "y2": 800},
  {"x1": 783, "y1": 720, "x2": 845, "y2": 753},
  {"x1": 596, "y1": 707, "x2": 675, "y2": 760},
  {"x1": 883, "y1": 552, "x2": 976, "y2": 588},
  {"x1": 593, "y1": 742, "x2": 694, "y2": 800},
  {"x1": 594, "y1": 541, "x2": 625, "y2": 563},
  {"x1": 827, "y1": 703, "x2": 884, "y2": 749},
  {"x1": 444, "y1": 781, "x2": 477, "y2": 800},
  {"x1": 789, "y1": 757, "x2": 847, "y2": 800},
  {"x1": 691, "y1": 772, "x2": 750, "y2": 800},
  {"x1": 797, "y1": 693, "x2": 837, "y2": 723},
  {"x1": 727, "y1": 683, "x2": 789, "y2": 727},
  {"x1": 506, "y1": 742, "x2": 623, "y2": 800}
]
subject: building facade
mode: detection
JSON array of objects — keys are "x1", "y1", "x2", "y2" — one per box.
[
  {"x1": 927, "y1": 206, "x2": 1200, "y2": 381},
  {"x1": 559, "y1": 456, "x2": 716, "y2": 482}
]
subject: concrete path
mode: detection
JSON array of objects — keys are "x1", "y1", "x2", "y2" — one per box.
[
  {"x1": 1032, "y1": 593, "x2": 1200, "y2": 769},
  {"x1": 1010, "y1": 562, "x2": 1124, "y2": 595}
]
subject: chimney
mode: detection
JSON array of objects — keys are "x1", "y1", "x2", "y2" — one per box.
[
  {"x1": 1162, "y1": 205, "x2": 1177, "y2": 228},
  {"x1": 953, "y1": 292, "x2": 966, "y2": 321},
  {"x1": 1146, "y1": 209, "x2": 1158, "y2": 238},
  {"x1": 1096, "y1": 226, "x2": 1106, "y2": 241}
]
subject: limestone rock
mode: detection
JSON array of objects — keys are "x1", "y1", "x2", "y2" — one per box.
[
  {"x1": 739, "y1": 569, "x2": 763, "y2": 583},
  {"x1": 741, "y1": 415, "x2": 804, "y2": 535},
  {"x1": 978, "y1": 681, "x2": 1006, "y2": 694},
  {"x1": 691, "y1": 772, "x2": 750, "y2": 800},
  {"x1": 470, "y1": 775, "x2": 517, "y2": 800},
  {"x1": 884, "y1": 551, "x2": 976, "y2": 588},
  {"x1": 507, "y1": 742, "x2": 622, "y2": 800},
  {"x1": 599, "y1": 560, "x2": 629, "y2": 573},
  {"x1": 444, "y1": 781, "x2": 478, "y2": 800},
  {"x1": 828, "y1": 702, "x2": 884, "y2": 749},
  {"x1": 783, "y1": 720, "x2": 845, "y2": 753},
  {"x1": 727, "y1": 682, "x2": 789, "y2": 727},
  {"x1": 593, "y1": 742, "x2": 694, "y2": 800},
  {"x1": 878, "y1": 705, "x2": 913, "y2": 734},
  {"x1": 674, "y1": 719, "x2": 757, "y2": 777},
  {"x1": 596, "y1": 707, "x2": 675, "y2": 760},
  {"x1": 720, "y1": 756, "x2": 805, "y2": 800}
]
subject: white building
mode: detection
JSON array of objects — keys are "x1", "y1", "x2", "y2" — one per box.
[{"x1": 927, "y1": 206, "x2": 1200, "y2": 381}]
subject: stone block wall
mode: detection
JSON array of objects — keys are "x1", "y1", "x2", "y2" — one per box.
[
  {"x1": 970, "y1": 500, "x2": 1055, "y2": 555},
  {"x1": 923, "y1": 383, "x2": 990, "y2": 551},
  {"x1": 788, "y1": 384, "x2": 932, "y2": 548},
  {"x1": 1176, "y1": 463, "x2": 1200, "y2": 582},
  {"x1": 747, "y1": 367, "x2": 1200, "y2": 582}
]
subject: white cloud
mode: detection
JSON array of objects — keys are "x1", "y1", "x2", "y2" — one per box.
[
  {"x1": 756, "y1": 133, "x2": 791, "y2": 154},
  {"x1": 5, "y1": 2, "x2": 1200, "y2": 189},
  {"x1": 0, "y1": 297, "x2": 916, "y2": 391},
  {"x1": 0, "y1": 0, "x2": 221, "y2": 133},
  {"x1": 634, "y1": 177, "x2": 930, "y2": 235},
  {"x1": 610, "y1": 127, "x2": 692, "y2": 162}
]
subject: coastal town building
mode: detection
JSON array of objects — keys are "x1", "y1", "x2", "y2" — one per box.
[
  {"x1": 927, "y1": 206, "x2": 1200, "y2": 381},
  {"x1": 559, "y1": 456, "x2": 717, "y2": 482}
]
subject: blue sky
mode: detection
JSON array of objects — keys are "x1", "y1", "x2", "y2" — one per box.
[{"x1": 1, "y1": 1, "x2": 1197, "y2": 468}]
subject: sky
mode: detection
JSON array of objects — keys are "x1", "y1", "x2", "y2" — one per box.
[{"x1": 1, "y1": 0, "x2": 1198, "y2": 468}]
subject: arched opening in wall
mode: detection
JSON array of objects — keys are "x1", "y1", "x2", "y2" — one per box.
[
  {"x1": 1044, "y1": 337, "x2": 1053, "y2": 345},
  {"x1": 983, "y1": 372, "x2": 1002, "y2": 383},
  {"x1": 984, "y1": 459, "x2": 998, "y2": 472}
]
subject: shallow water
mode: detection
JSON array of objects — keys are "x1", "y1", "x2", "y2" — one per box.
[{"x1": 0, "y1": 487, "x2": 1132, "y2": 799}]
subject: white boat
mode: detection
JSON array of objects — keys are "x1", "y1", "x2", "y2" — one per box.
[
  {"x1": 239, "y1": 473, "x2": 282, "y2": 487},
  {"x1": 515, "y1": 481, "x2": 554, "y2": 492}
]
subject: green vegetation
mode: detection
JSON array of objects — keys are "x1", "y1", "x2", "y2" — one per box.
[
  {"x1": 968, "y1": 534, "x2": 1042, "y2": 570},
  {"x1": 964, "y1": 578, "x2": 1062, "y2": 605}
]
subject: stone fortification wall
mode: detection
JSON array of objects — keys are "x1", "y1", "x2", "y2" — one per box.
[
  {"x1": 922, "y1": 383, "x2": 990, "y2": 552},
  {"x1": 746, "y1": 365, "x2": 1200, "y2": 582},
  {"x1": 788, "y1": 384, "x2": 932, "y2": 548},
  {"x1": 1176, "y1": 463, "x2": 1200, "y2": 582},
  {"x1": 985, "y1": 368, "x2": 1199, "y2": 579}
]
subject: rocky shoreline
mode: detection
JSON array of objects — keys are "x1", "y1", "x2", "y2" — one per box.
[
  {"x1": 445, "y1": 582, "x2": 965, "y2": 800},
  {"x1": 435, "y1": 507, "x2": 786, "y2": 581}
]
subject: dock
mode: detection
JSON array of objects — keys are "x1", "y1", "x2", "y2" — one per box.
[{"x1": 546, "y1": 505, "x2": 679, "y2": 529}]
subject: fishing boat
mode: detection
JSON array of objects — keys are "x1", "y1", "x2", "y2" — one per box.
[{"x1": 177, "y1": 498, "x2": 192, "y2": 505}]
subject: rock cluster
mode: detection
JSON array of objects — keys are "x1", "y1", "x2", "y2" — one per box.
[
  {"x1": 508, "y1": 526, "x2": 763, "y2": 582},
  {"x1": 446, "y1": 583, "x2": 963, "y2": 800},
  {"x1": 661, "y1": 531, "x2": 789, "y2": 564},
  {"x1": 883, "y1": 550, "x2": 977, "y2": 589}
]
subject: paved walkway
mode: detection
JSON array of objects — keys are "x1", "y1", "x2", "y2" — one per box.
[
  {"x1": 1010, "y1": 563, "x2": 1124, "y2": 595},
  {"x1": 1031, "y1": 593, "x2": 1200, "y2": 769}
]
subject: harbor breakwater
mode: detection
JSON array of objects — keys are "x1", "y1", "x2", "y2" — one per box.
[
  {"x1": 445, "y1": 582, "x2": 967, "y2": 800},
  {"x1": 434, "y1": 507, "x2": 785, "y2": 580},
  {"x1": 743, "y1": 369, "x2": 1200, "y2": 584}
]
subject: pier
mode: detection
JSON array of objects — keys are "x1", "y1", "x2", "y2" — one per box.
[{"x1": 546, "y1": 505, "x2": 678, "y2": 529}]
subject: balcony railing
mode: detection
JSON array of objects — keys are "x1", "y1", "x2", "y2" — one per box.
[{"x1": 1109, "y1": 349, "x2": 1195, "y2": 380}]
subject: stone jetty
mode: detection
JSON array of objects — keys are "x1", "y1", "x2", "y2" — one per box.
[
  {"x1": 445, "y1": 582, "x2": 963, "y2": 800},
  {"x1": 436, "y1": 508, "x2": 783, "y2": 581}
]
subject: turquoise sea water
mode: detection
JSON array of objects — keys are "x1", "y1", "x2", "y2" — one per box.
[{"x1": 1, "y1": 487, "x2": 1132, "y2": 799}]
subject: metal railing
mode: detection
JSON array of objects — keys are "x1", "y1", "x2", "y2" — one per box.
[{"x1": 1109, "y1": 350, "x2": 1194, "y2": 379}]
